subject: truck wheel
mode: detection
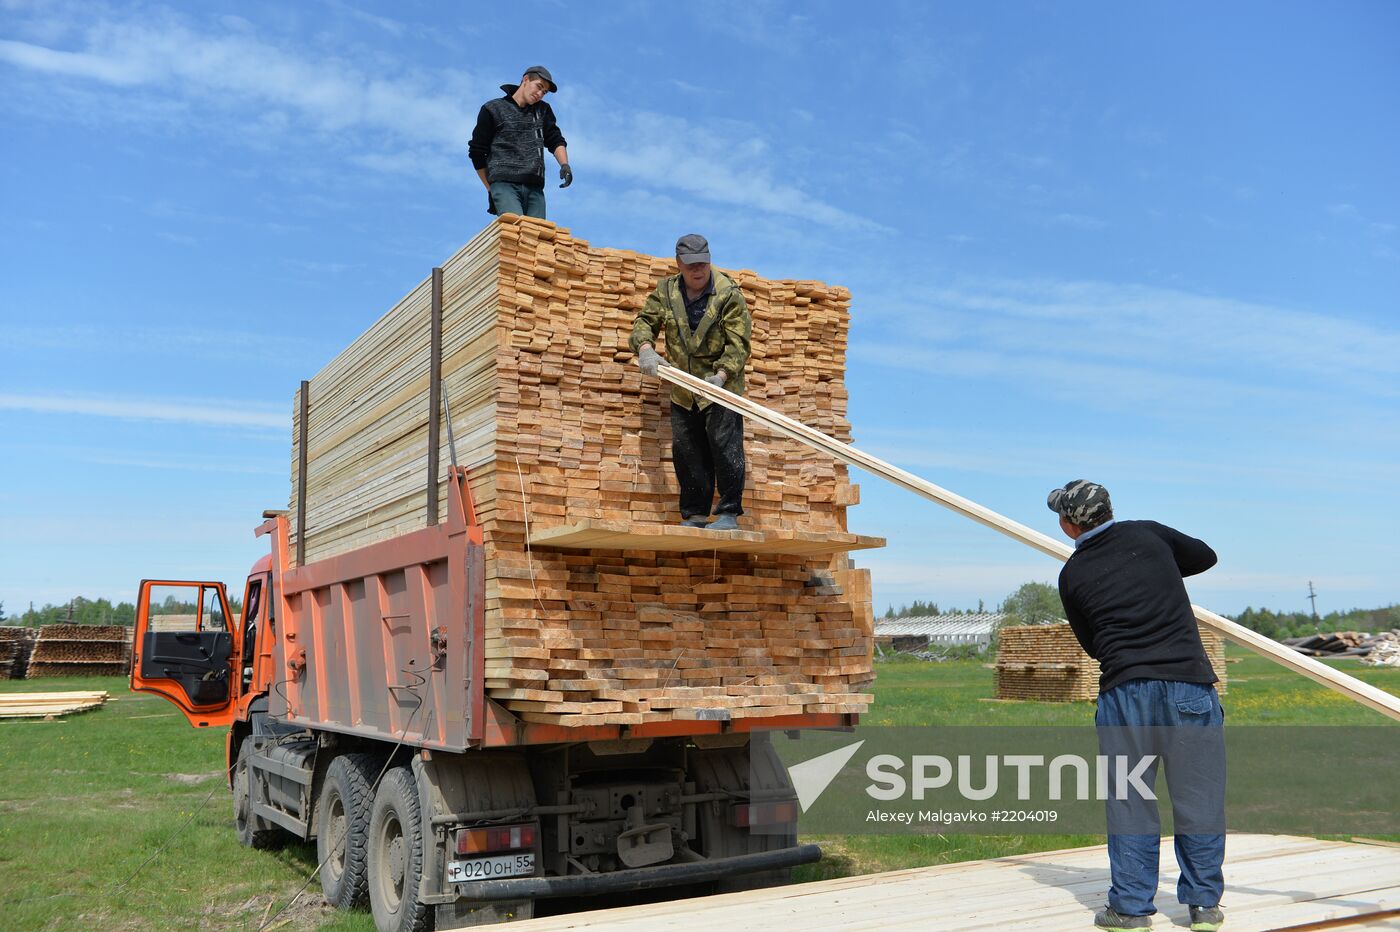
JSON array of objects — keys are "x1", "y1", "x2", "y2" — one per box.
[
  {"x1": 233, "y1": 737, "x2": 283, "y2": 849},
  {"x1": 367, "y1": 767, "x2": 430, "y2": 932},
  {"x1": 317, "y1": 753, "x2": 380, "y2": 910}
]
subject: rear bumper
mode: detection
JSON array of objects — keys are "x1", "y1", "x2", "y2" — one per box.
[{"x1": 428, "y1": 843, "x2": 821, "y2": 903}]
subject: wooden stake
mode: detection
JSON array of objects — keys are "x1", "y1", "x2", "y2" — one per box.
[{"x1": 658, "y1": 365, "x2": 1400, "y2": 723}]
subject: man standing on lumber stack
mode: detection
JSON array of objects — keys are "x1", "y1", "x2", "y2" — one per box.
[
  {"x1": 631, "y1": 234, "x2": 751, "y2": 530},
  {"x1": 1048, "y1": 480, "x2": 1227, "y2": 932},
  {"x1": 469, "y1": 65, "x2": 571, "y2": 219}
]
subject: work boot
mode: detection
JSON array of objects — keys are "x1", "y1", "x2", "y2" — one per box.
[
  {"x1": 1189, "y1": 906, "x2": 1224, "y2": 931},
  {"x1": 706, "y1": 514, "x2": 739, "y2": 531},
  {"x1": 679, "y1": 515, "x2": 709, "y2": 528},
  {"x1": 1094, "y1": 906, "x2": 1152, "y2": 930}
]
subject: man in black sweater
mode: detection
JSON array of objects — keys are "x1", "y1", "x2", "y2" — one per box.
[
  {"x1": 1049, "y1": 480, "x2": 1226, "y2": 932},
  {"x1": 468, "y1": 66, "x2": 571, "y2": 220}
]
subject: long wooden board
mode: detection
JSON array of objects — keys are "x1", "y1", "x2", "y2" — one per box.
[
  {"x1": 529, "y1": 520, "x2": 885, "y2": 555},
  {"x1": 659, "y1": 365, "x2": 1400, "y2": 723}
]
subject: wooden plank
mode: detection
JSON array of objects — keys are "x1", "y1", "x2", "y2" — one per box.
[
  {"x1": 496, "y1": 835, "x2": 1400, "y2": 931},
  {"x1": 660, "y1": 365, "x2": 1400, "y2": 723},
  {"x1": 528, "y1": 520, "x2": 883, "y2": 555}
]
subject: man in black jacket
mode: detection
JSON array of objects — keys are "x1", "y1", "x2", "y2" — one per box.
[
  {"x1": 468, "y1": 66, "x2": 571, "y2": 219},
  {"x1": 1048, "y1": 480, "x2": 1226, "y2": 932}
]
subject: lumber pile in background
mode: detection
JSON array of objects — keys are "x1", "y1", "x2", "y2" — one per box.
[
  {"x1": 0, "y1": 690, "x2": 109, "y2": 718},
  {"x1": 27, "y1": 625, "x2": 132, "y2": 678},
  {"x1": 0, "y1": 627, "x2": 38, "y2": 680},
  {"x1": 287, "y1": 215, "x2": 875, "y2": 724},
  {"x1": 1283, "y1": 630, "x2": 1399, "y2": 661},
  {"x1": 995, "y1": 623, "x2": 1227, "y2": 702}
]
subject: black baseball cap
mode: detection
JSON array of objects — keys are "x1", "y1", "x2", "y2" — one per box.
[
  {"x1": 675, "y1": 233, "x2": 711, "y2": 264},
  {"x1": 524, "y1": 65, "x2": 557, "y2": 92}
]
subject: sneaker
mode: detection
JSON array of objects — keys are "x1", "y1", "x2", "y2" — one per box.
[
  {"x1": 1189, "y1": 906, "x2": 1223, "y2": 931},
  {"x1": 1094, "y1": 906, "x2": 1152, "y2": 930},
  {"x1": 679, "y1": 516, "x2": 709, "y2": 528},
  {"x1": 706, "y1": 514, "x2": 739, "y2": 531}
]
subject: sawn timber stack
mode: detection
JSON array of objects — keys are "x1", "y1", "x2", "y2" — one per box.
[
  {"x1": 995, "y1": 622, "x2": 1227, "y2": 702},
  {"x1": 288, "y1": 216, "x2": 879, "y2": 726}
]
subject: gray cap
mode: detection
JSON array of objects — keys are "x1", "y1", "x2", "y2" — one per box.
[
  {"x1": 675, "y1": 233, "x2": 711, "y2": 264},
  {"x1": 524, "y1": 65, "x2": 557, "y2": 92},
  {"x1": 1047, "y1": 479, "x2": 1113, "y2": 527}
]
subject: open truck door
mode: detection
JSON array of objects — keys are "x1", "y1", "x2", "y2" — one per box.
[{"x1": 130, "y1": 579, "x2": 240, "y2": 728}]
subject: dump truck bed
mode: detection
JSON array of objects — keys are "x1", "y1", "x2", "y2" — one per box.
[{"x1": 263, "y1": 467, "x2": 856, "y2": 751}]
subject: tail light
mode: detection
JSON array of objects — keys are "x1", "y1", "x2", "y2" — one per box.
[
  {"x1": 456, "y1": 822, "x2": 537, "y2": 855},
  {"x1": 731, "y1": 801, "x2": 799, "y2": 828}
]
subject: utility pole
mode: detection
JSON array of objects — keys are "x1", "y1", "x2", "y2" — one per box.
[{"x1": 1307, "y1": 581, "x2": 1319, "y2": 622}]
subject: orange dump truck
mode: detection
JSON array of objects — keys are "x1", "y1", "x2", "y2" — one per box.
[{"x1": 130, "y1": 466, "x2": 850, "y2": 931}]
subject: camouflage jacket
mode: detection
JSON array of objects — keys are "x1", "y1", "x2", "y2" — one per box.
[{"x1": 629, "y1": 271, "x2": 751, "y2": 410}]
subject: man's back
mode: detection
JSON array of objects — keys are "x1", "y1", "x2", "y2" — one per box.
[{"x1": 1058, "y1": 519, "x2": 1218, "y2": 692}]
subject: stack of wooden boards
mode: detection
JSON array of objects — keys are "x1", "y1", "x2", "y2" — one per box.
[
  {"x1": 0, "y1": 690, "x2": 109, "y2": 719},
  {"x1": 995, "y1": 623, "x2": 1227, "y2": 701},
  {"x1": 27, "y1": 625, "x2": 132, "y2": 678},
  {"x1": 290, "y1": 215, "x2": 875, "y2": 725},
  {"x1": 0, "y1": 627, "x2": 38, "y2": 679}
]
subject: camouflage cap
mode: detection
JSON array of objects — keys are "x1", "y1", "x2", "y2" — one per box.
[{"x1": 1046, "y1": 479, "x2": 1112, "y2": 527}]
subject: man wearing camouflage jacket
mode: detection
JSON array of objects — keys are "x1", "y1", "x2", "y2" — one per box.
[{"x1": 630, "y1": 234, "x2": 751, "y2": 530}]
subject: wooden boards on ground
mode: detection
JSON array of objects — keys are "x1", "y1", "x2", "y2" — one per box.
[{"x1": 0, "y1": 690, "x2": 109, "y2": 718}]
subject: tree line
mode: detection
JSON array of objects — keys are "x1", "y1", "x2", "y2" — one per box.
[
  {"x1": 883, "y1": 585, "x2": 1399, "y2": 639},
  {"x1": 0, "y1": 594, "x2": 245, "y2": 629}
]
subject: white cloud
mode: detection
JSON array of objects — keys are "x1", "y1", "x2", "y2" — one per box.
[
  {"x1": 0, "y1": 4, "x2": 867, "y2": 228},
  {"x1": 0, "y1": 392, "x2": 285, "y2": 429},
  {"x1": 853, "y1": 276, "x2": 1400, "y2": 408}
]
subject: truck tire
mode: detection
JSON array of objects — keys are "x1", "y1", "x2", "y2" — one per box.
[
  {"x1": 233, "y1": 737, "x2": 283, "y2": 849},
  {"x1": 368, "y1": 766, "x2": 431, "y2": 932},
  {"x1": 317, "y1": 753, "x2": 380, "y2": 910}
]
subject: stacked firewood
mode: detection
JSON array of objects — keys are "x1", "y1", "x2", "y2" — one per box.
[
  {"x1": 27, "y1": 625, "x2": 132, "y2": 678},
  {"x1": 996, "y1": 623, "x2": 1227, "y2": 701}
]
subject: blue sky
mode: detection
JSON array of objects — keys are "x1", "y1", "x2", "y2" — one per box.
[{"x1": 1, "y1": 1, "x2": 1396, "y2": 619}]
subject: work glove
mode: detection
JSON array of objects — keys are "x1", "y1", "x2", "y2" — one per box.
[
  {"x1": 486, "y1": 192, "x2": 497, "y2": 215},
  {"x1": 559, "y1": 164, "x2": 573, "y2": 188},
  {"x1": 637, "y1": 344, "x2": 663, "y2": 376},
  {"x1": 704, "y1": 370, "x2": 728, "y2": 388}
]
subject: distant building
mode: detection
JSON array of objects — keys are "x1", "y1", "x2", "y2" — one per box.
[{"x1": 874, "y1": 613, "x2": 1007, "y2": 652}]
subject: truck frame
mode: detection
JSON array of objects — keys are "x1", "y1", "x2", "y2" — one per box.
[{"x1": 131, "y1": 465, "x2": 850, "y2": 930}]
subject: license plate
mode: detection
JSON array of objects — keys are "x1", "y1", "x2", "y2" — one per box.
[{"x1": 448, "y1": 852, "x2": 535, "y2": 883}]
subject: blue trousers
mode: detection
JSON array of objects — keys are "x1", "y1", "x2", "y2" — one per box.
[
  {"x1": 489, "y1": 181, "x2": 546, "y2": 219},
  {"x1": 1095, "y1": 678, "x2": 1226, "y2": 916}
]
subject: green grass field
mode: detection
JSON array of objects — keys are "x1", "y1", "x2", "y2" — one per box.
[{"x1": 1, "y1": 652, "x2": 1396, "y2": 930}]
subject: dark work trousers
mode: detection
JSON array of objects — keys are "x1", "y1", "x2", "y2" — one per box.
[
  {"x1": 670, "y1": 401, "x2": 745, "y2": 519},
  {"x1": 1095, "y1": 679, "x2": 1226, "y2": 916}
]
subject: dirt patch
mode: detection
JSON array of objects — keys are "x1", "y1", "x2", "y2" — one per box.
[{"x1": 165, "y1": 772, "x2": 224, "y2": 785}]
